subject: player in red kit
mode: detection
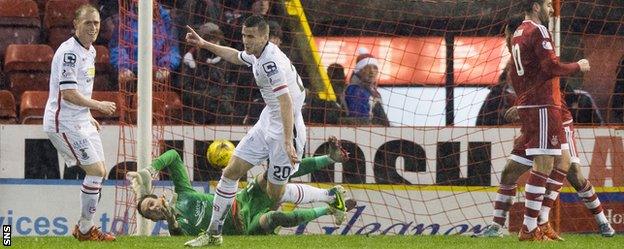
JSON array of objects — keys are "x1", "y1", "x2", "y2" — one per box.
[{"x1": 509, "y1": 0, "x2": 590, "y2": 241}]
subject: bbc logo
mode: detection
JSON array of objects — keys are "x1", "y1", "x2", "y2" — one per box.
[{"x1": 2, "y1": 225, "x2": 10, "y2": 246}]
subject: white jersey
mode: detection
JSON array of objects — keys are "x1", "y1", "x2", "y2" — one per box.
[
  {"x1": 43, "y1": 37, "x2": 96, "y2": 132},
  {"x1": 238, "y1": 42, "x2": 306, "y2": 138}
]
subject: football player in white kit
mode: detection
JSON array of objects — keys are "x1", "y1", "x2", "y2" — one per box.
[
  {"x1": 42, "y1": 4, "x2": 116, "y2": 241},
  {"x1": 183, "y1": 16, "x2": 346, "y2": 246}
]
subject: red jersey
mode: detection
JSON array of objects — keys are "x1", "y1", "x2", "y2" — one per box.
[{"x1": 509, "y1": 20, "x2": 580, "y2": 108}]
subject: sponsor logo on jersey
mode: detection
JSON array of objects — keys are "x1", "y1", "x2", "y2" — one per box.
[
  {"x1": 262, "y1": 61, "x2": 278, "y2": 77},
  {"x1": 87, "y1": 67, "x2": 95, "y2": 77},
  {"x1": 63, "y1": 53, "x2": 77, "y2": 67}
]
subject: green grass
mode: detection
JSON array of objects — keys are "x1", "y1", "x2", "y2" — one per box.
[{"x1": 9, "y1": 234, "x2": 624, "y2": 249}]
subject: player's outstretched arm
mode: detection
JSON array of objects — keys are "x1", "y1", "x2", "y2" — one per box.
[
  {"x1": 185, "y1": 25, "x2": 246, "y2": 66},
  {"x1": 534, "y1": 32, "x2": 588, "y2": 76},
  {"x1": 151, "y1": 150, "x2": 195, "y2": 193}
]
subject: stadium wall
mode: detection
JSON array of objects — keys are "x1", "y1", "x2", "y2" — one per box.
[
  {"x1": 1, "y1": 125, "x2": 623, "y2": 235},
  {"x1": 0, "y1": 180, "x2": 623, "y2": 236},
  {"x1": 1, "y1": 125, "x2": 623, "y2": 186}
]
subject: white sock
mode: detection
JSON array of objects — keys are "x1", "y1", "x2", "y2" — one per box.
[
  {"x1": 208, "y1": 176, "x2": 238, "y2": 234},
  {"x1": 280, "y1": 184, "x2": 333, "y2": 204},
  {"x1": 596, "y1": 212, "x2": 609, "y2": 225},
  {"x1": 538, "y1": 191, "x2": 559, "y2": 225},
  {"x1": 79, "y1": 175, "x2": 102, "y2": 234}
]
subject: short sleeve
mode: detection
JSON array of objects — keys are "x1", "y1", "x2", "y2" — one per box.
[
  {"x1": 59, "y1": 51, "x2": 79, "y2": 90},
  {"x1": 238, "y1": 51, "x2": 255, "y2": 67}
]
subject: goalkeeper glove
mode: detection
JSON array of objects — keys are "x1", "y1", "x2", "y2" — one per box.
[{"x1": 126, "y1": 167, "x2": 156, "y2": 197}]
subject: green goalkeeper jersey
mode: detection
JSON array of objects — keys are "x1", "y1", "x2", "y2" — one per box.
[{"x1": 154, "y1": 150, "x2": 275, "y2": 236}]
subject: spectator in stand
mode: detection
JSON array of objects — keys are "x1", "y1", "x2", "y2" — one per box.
[
  {"x1": 343, "y1": 48, "x2": 389, "y2": 126},
  {"x1": 179, "y1": 22, "x2": 235, "y2": 125},
  {"x1": 268, "y1": 20, "x2": 283, "y2": 46},
  {"x1": 609, "y1": 57, "x2": 624, "y2": 123},
  {"x1": 476, "y1": 65, "x2": 516, "y2": 125},
  {"x1": 222, "y1": 0, "x2": 271, "y2": 50},
  {"x1": 328, "y1": 63, "x2": 347, "y2": 108},
  {"x1": 303, "y1": 63, "x2": 346, "y2": 125},
  {"x1": 109, "y1": 0, "x2": 180, "y2": 91},
  {"x1": 174, "y1": 0, "x2": 222, "y2": 41}
]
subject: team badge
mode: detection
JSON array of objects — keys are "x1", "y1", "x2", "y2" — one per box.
[{"x1": 550, "y1": 135, "x2": 559, "y2": 146}]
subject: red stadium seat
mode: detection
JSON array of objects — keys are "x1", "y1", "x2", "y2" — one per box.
[
  {"x1": 0, "y1": 90, "x2": 17, "y2": 123},
  {"x1": 91, "y1": 91, "x2": 123, "y2": 124},
  {"x1": 0, "y1": 0, "x2": 41, "y2": 63},
  {"x1": 43, "y1": 0, "x2": 88, "y2": 49},
  {"x1": 129, "y1": 91, "x2": 183, "y2": 125},
  {"x1": 3, "y1": 44, "x2": 53, "y2": 102},
  {"x1": 19, "y1": 90, "x2": 48, "y2": 124}
]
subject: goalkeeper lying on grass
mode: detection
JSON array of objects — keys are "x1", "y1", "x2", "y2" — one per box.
[{"x1": 127, "y1": 136, "x2": 355, "y2": 236}]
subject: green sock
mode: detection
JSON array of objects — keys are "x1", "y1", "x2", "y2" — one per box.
[
  {"x1": 291, "y1": 155, "x2": 333, "y2": 178},
  {"x1": 293, "y1": 207, "x2": 328, "y2": 223},
  {"x1": 268, "y1": 207, "x2": 329, "y2": 229},
  {"x1": 151, "y1": 149, "x2": 182, "y2": 171}
]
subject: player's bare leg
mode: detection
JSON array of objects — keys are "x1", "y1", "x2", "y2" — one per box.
[
  {"x1": 72, "y1": 161, "x2": 115, "y2": 241},
  {"x1": 519, "y1": 155, "x2": 554, "y2": 241},
  {"x1": 567, "y1": 162, "x2": 615, "y2": 237},
  {"x1": 185, "y1": 156, "x2": 253, "y2": 247}
]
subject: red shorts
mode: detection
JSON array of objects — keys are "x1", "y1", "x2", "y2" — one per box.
[
  {"x1": 563, "y1": 122, "x2": 580, "y2": 164},
  {"x1": 511, "y1": 118, "x2": 578, "y2": 166},
  {"x1": 517, "y1": 107, "x2": 564, "y2": 156}
]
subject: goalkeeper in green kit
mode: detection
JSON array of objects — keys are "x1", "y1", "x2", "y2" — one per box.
[{"x1": 127, "y1": 136, "x2": 355, "y2": 236}]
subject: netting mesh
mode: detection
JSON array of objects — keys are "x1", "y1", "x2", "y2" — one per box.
[{"x1": 112, "y1": 0, "x2": 624, "y2": 235}]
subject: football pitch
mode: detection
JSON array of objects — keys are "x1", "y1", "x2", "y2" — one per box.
[{"x1": 9, "y1": 234, "x2": 624, "y2": 249}]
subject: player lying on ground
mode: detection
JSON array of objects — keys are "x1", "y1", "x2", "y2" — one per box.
[
  {"x1": 128, "y1": 137, "x2": 355, "y2": 236},
  {"x1": 476, "y1": 106, "x2": 615, "y2": 239}
]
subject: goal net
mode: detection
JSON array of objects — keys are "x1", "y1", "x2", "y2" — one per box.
[{"x1": 113, "y1": 0, "x2": 624, "y2": 235}]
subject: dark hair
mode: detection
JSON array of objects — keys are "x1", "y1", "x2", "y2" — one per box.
[
  {"x1": 136, "y1": 194, "x2": 158, "y2": 218},
  {"x1": 268, "y1": 21, "x2": 282, "y2": 40},
  {"x1": 243, "y1": 15, "x2": 269, "y2": 34},
  {"x1": 505, "y1": 14, "x2": 525, "y2": 52},
  {"x1": 74, "y1": 4, "x2": 99, "y2": 21},
  {"x1": 523, "y1": 0, "x2": 546, "y2": 14}
]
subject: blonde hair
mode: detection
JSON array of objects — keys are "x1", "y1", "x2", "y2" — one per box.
[{"x1": 74, "y1": 4, "x2": 99, "y2": 21}]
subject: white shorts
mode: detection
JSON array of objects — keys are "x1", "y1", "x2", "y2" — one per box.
[
  {"x1": 47, "y1": 121, "x2": 104, "y2": 166},
  {"x1": 234, "y1": 124, "x2": 305, "y2": 185}
]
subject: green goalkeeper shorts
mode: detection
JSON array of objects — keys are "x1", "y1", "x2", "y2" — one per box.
[{"x1": 235, "y1": 178, "x2": 276, "y2": 235}]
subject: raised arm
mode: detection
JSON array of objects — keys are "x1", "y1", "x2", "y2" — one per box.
[
  {"x1": 533, "y1": 30, "x2": 589, "y2": 76},
  {"x1": 185, "y1": 25, "x2": 246, "y2": 66}
]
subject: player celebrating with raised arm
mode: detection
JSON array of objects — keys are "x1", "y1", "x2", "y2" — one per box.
[
  {"x1": 128, "y1": 137, "x2": 354, "y2": 236},
  {"x1": 509, "y1": 0, "x2": 590, "y2": 241},
  {"x1": 476, "y1": 14, "x2": 614, "y2": 239},
  {"x1": 183, "y1": 15, "x2": 343, "y2": 246},
  {"x1": 42, "y1": 4, "x2": 117, "y2": 242}
]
